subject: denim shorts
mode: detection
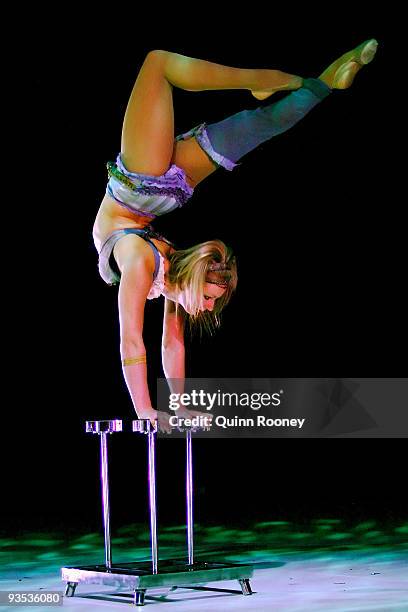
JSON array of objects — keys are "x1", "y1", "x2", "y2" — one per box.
[{"x1": 175, "y1": 122, "x2": 238, "y2": 171}]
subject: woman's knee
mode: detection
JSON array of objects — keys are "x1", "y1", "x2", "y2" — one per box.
[
  {"x1": 139, "y1": 50, "x2": 173, "y2": 81},
  {"x1": 144, "y1": 49, "x2": 170, "y2": 67}
]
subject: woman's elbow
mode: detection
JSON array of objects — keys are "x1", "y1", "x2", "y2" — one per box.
[
  {"x1": 162, "y1": 336, "x2": 185, "y2": 353},
  {"x1": 120, "y1": 334, "x2": 146, "y2": 355}
]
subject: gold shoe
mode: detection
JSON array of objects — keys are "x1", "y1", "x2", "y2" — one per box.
[{"x1": 321, "y1": 39, "x2": 379, "y2": 89}]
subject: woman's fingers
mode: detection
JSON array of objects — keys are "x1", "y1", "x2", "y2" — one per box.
[{"x1": 156, "y1": 410, "x2": 173, "y2": 434}]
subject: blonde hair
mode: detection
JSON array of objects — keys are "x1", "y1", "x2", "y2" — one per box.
[{"x1": 167, "y1": 239, "x2": 237, "y2": 334}]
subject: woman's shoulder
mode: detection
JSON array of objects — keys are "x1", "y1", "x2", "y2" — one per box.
[{"x1": 113, "y1": 232, "x2": 158, "y2": 274}]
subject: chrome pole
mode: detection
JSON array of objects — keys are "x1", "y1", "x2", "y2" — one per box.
[
  {"x1": 186, "y1": 429, "x2": 194, "y2": 565},
  {"x1": 148, "y1": 429, "x2": 158, "y2": 574},
  {"x1": 100, "y1": 432, "x2": 112, "y2": 570}
]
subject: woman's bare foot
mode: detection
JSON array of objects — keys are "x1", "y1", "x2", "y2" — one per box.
[{"x1": 319, "y1": 39, "x2": 378, "y2": 89}]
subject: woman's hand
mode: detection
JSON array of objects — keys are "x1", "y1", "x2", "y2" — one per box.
[{"x1": 137, "y1": 408, "x2": 173, "y2": 434}]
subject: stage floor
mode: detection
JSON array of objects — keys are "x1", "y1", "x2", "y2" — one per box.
[{"x1": 0, "y1": 523, "x2": 408, "y2": 612}]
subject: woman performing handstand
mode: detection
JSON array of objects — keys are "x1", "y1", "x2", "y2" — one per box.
[{"x1": 92, "y1": 40, "x2": 378, "y2": 431}]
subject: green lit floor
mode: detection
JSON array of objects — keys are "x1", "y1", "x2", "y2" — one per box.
[{"x1": 1, "y1": 519, "x2": 407, "y2": 610}]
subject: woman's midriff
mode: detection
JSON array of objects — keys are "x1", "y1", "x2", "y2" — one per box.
[
  {"x1": 92, "y1": 193, "x2": 156, "y2": 249},
  {"x1": 92, "y1": 193, "x2": 173, "y2": 257}
]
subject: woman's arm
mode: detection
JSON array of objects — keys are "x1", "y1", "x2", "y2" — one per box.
[
  {"x1": 162, "y1": 297, "x2": 185, "y2": 395},
  {"x1": 118, "y1": 255, "x2": 172, "y2": 434},
  {"x1": 161, "y1": 299, "x2": 211, "y2": 423},
  {"x1": 117, "y1": 254, "x2": 155, "y2": 418},
  {"x1": 113, "y1": 237, "x2": 165, "y2": 425}
]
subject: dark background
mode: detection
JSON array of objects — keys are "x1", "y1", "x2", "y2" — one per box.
[{"x1": 5, "y1": 9, "x2": 406, "y2": 536}]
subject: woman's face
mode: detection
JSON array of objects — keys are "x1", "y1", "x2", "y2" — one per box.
[{"x1": 178, "y1": 282, "x2": 226, "y2": 314}]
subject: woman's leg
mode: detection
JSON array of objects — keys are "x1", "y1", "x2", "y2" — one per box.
[
  {"x1": 121, "y1": 50, "x2": 303, "y2": 176},
  {"x1": 203, "y1": 78, "x2": 331, "y2": 167},
  {"x1": 171, "y1": 79, "x2": 331, "y2": 186},
  {"x1": 172, "y1": 39, "x2": 378, "y2": 186}
]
